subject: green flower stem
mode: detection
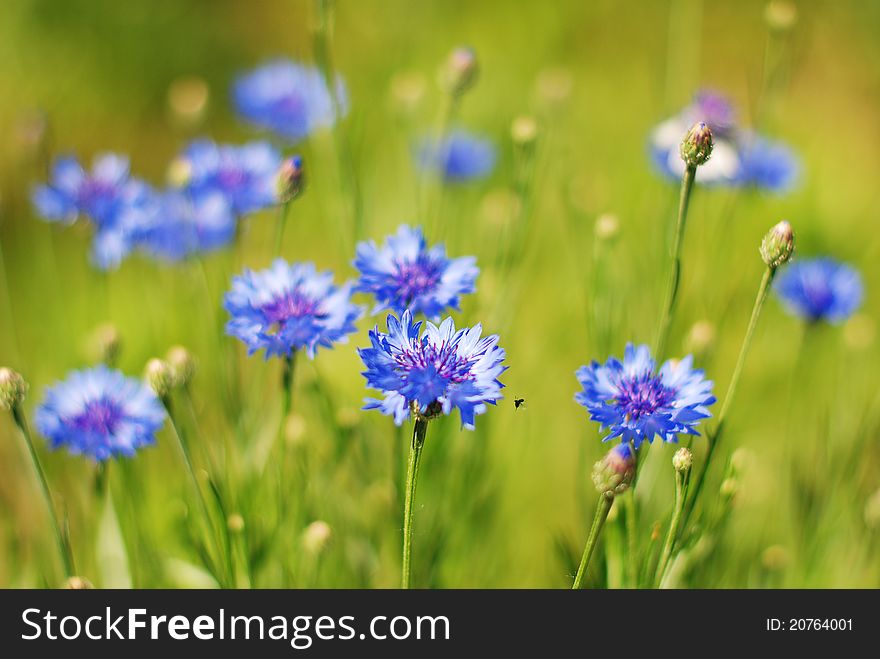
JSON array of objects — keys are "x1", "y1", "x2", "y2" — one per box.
[
  {"x1": 280, "y1": 352, "x2": 296, "y2": 444},
  {"x1": 11, "y1": 405, "x2": 74, "y2": 579},
  {"x1": 274, "y1": 200, "x2": 291, "y2": 254},
  {"x1": 655, "y1": 467, "x2": 690, "y2": 587},
  {"x1": 624, "y1": 489, "x2": 639, "y2": 588},
  {"x1": 401, "y1": 417, "x2": 428, "y2": 589},
  {"x1": 683, "y1": 265, "x2": 777, "y2": 529},
  {"x1": 572, "y1": 493, "x2": 614, "y2": 589},
  {"x1": 162, "y1": 395, "x2": 232, "y2": 588},
  {"x1": 655, "y1": 163, "x2": 696, "y2": 360}
]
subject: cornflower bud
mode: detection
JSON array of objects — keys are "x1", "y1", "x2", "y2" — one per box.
[
  {"x1": 760, "y1": 220, "x2": 795, "y2": 269},
  {"x1": 0, "y1": 367, "x2": 27, "y2": 410},
  {"x1": 276, "y1": 155, "x2": 304, "y2": 203},
  {"x1": 673, "y1": 447, "x2": 693, "y2": 473},
  {"x1": 144, "y1": 359, "x2": 174, "y2": 398},
  {"x1": 680, "y1": 121, "x2": 714, "y2": 167},
  {"x1": 592, "y1": 443, "x2": 636, "y2": 497},
  {"x1": 441, "y1": 46, "x2": 478, "y2": 96},
  {"x1": 166, "y1": 345, "x2": 197, "y2": 388}
]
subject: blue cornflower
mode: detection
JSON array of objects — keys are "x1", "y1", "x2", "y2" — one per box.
[
  {"x1": 575, "y1": 344, "x2": 715, "y2": 449},
  {"x1": 232, "y1": 59, "x2": 345, "y2": 143},
  {"x1": 736, "y1": 134, "x2": 799, "y2": 193},
  {"x1": 224, "y1": 259, "x2": 363, "y2": 359},
  {"x1": 139, "y1": 190, "x2": 236, "y2": 262},
  {"x1": 35, "y1": 366, "x2": 165, "y2": 461},
  {"x1": 418, "y1": 130, "x2": 496, "y2": 181},
  {"x1": 773, "y1": 257, "x2": 863, "y2": 324},
  {"x1": 648, "y1": 90, "x2": 799, "y2": 191},
  {"x1": 359, "y1": 310, "x2": 506, "y2": 429},
  {"x1": 172, "y1": 140, "x2": 281, "y2": 215},
  {"x1": 354, "y1": 225, "x2": 478, "y2": 319},
  {"x1": 32, "y1": 154, "x2": 156, "y2": 269}
]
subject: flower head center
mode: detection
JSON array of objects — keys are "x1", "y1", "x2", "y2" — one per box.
[
  {"x1": 614, "y1": 372, "x2": 675, "y2": 420},
  {"x1": 71, "y1": 398, "x2": 124, "y2": 436},
  {"x1": 260, "y1": 289, "x2": 324, "y2": 332},
  {"x1": 393, "y1": 259, "x2": 442, "y2": 304}
]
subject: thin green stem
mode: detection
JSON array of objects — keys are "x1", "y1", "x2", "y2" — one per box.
[
  {"x1": 624, "y1": 490, "x2": 639, "y2": 588},
  {"x1": 401, "y1": 418, "x2": 428, "y2": 589},
  {"x1": 655, "y1": 164, "x2": 696, "y2": 360},
  {"x1": 11, "y1": 405, "x2": 74, "y2": 578},
  {"x1": 655, "y1": 467, "x2": 690, "y2": 587},
  {"x1": 572, "y1": 494, "x2": 613, "y2": 589},
  {"x1": 163, "y1": 396, "x2": 232, "y2": 588},
  {"x1": 683, "y1": 265, "x2": 776, "y2": 529},
  {"x1": 274, "y1": 201, "x2": 291, "y2": 255},
  {"x1": 280, "y1": 352, "x2": 296, "y2": 441}
]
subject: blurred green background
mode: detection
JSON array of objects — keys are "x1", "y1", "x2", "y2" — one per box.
[{"x1": 0, "y1": 0, "x2": 878, "y2": 588}]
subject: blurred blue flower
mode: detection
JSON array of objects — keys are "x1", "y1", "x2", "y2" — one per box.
[
  {"x1": 736, "y1": 134, "x2": 799, "y2": 193},
  {"x1": 232, "y1": 59, "x2": 345, "y2": 143},
  {"x1": 354, "y1": 225, "x2": 478, "y2": 319},
  {"x1": 575, "y1": 344, "x2": 715, "y2": 449},
  {"x1": 35, "y1": 366, "x2": 165, "y2": 461},
  {"x1": 773, "y1": 257, "x2": 863, "y2": 323},
  {"x1": 224, "y1": 259, "x2": 363, "y2": 359},
  {"x1": 648, "y1": 90, "x2": 799, "y2": 192},
  {"x1": 173, "y1": 140, "x2": 281, "y2": 215},
  {"x1": 32, "y1": 154, "x2": 156, "y2": 270},
  {"x1": 140, "y1": 190, "x2": 236, "y2": 262},
  {"x1": 418, "y1": 130, "x2": 496, "y2": 181},
  {"x1": 359, "y1": 310, "x2": 506, "y2": 429}
]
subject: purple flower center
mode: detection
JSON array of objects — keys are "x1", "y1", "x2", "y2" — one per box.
[
  {"x1": 260, "y1": 288, "x2": 324, "y2": 333},
  {"x1": 396, "y1": 339, "x2": 474, "y2": 385},
  {"x1": 692, "y1": 92, "x2": 735, "y2": 136},
  {"x1": 614, "y1": 372, "x2": 675, "y2": 420},
  {"x1": 217, "y1": 166, "x2": 248, "y2": 191},
  {"x1": 393, "y1": 259, "x2": 442, "y2": 304},
  {"x1": 71, "y1": 398, "x2": 124, "y2": 436},
  {"x1": 803, "y1": 280, "x2": 834, "y2": 317}
]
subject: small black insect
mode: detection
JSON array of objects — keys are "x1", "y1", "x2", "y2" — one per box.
[{"x1": 514, "y1": 398, "x2": 526, "y2": 410}]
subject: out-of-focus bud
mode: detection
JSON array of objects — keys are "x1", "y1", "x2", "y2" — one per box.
[
  {"x1": 0, "y1": 368, "x2": 28, "y2": 411},
  {"x1": 511, "y1": 115, "x2": 538, "y2": 148},
  {"x1": 764, "y1": 0, "x2": 798, "y2": 32},
  {"x1": 441, "y1": 46, "x2": 478, "y2": 96},
  {"x1": 680, "y1": 121, "x2": 714, "y2": 168},
  {"x1": 720, "y1": 477, "x2": 738, "y2": 499},
  {"x1": 90, "y1": 323, "x2": 122, "y2": 367},
  {"x1": 761, "y1": 544, "x2": 789, "y2": 571},
  {"x1": 227, "y1": 513, "x2": 245, "y2": 534},
  {"x1": 167, "y1": 157, "x2": 193, "y2": 188},
  {"x1": 335, "y1": 407, "x2": 360, "y2": 430},
  {"x1": 390, "y1": 71, "x2": 427, "y2": 113},
  {"x1": 535, "y1": 68, "x2": 573, "y2": 107},
  {"x1": 730, "y1": 448, "x2": 753, "y2": 474},
  {"x1": 592, "y1": 443, "x2": 636, "y2": 497},
  {"x1": 594, "y1": 213, "x2": 619, "y2": 241},
  {"x1": 684, "y1": 320, "x2": 715, "y2": 356},
  {"x1": 760, "y1": 220, "x2": 795, "y2": 269},
  {"x1": 13, "y1": 110, "x2": 49, "y2": 159},
  {"x1": 844, "y1": 313, "x2": 875, "y2": 351},
  {"x1": 864, "y1": 488, "x2": 880, "y2": 530},
  {"x1": 302, "y1": 520, "x2": 332, "y2": 556},
  {"x1": 167, "y1": 76, "x2": 210, "y2": 128},
  {"x1": 166, "y1": 345, "x2": 197, "y2": 388},
  {"x1": 62, "y1": 576, "x2": 94, "y2": 589},
  {"x1": 672, "y1": 447, "x2": 693, "y2": 473},
  {"x1": 285, "y1": 413, "x2": 307, "y2": 446},
  {"x1": 276, "y1": 155, "x2": 304, "y2": 204},
  {"x1": 144, "y1": 359, "x2": 173, "y2": 398}
]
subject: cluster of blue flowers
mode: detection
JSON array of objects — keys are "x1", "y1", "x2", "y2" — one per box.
[
  {"x1": 32, "y1": 142, "x2": 285, "y2": 269},
  {"x1": 649, "y1": 90, "x2": 799, "y2": 192},
  {"x1": 28, "y1": 55, "x2": 866, "y2": 468}
]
